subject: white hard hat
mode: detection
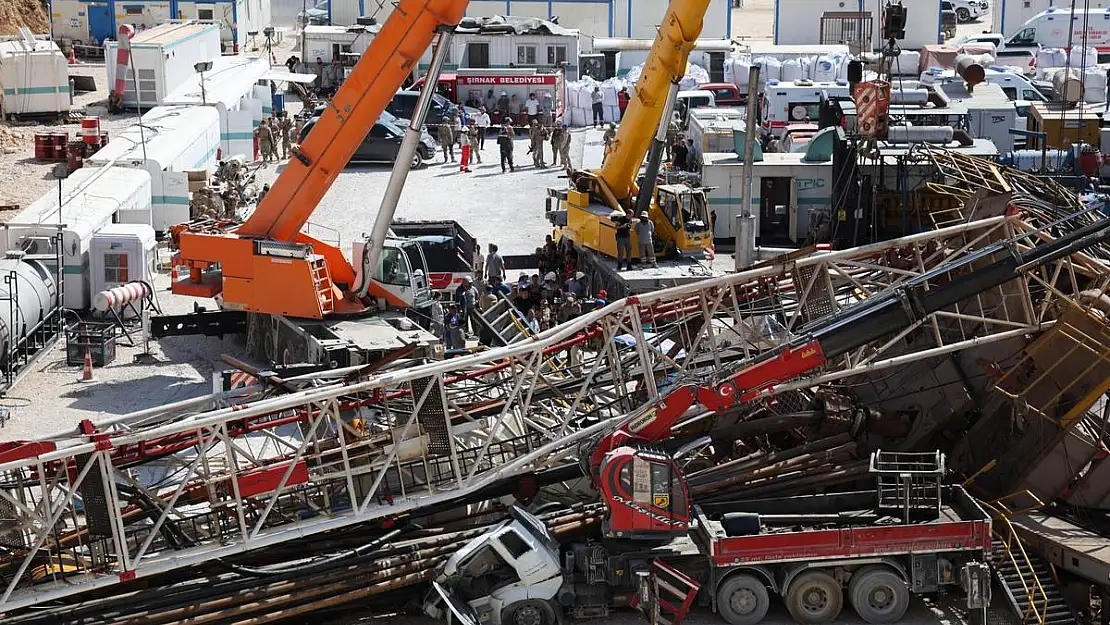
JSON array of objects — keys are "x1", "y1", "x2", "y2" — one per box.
[{"x1": 575, "y1": 271, "x2": 585, "y2": 279}]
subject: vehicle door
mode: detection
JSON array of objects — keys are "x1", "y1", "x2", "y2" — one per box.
[
  {"x1": 389, "y1": 93, "x2": 416, "y2": 120},
  {"x1": 361, "y1": 123, "x2": 398, "y2": 162}
]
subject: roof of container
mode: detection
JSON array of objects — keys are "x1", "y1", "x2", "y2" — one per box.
[
  {"x1": 304, "y1": 25, "x2": 378, "y2": 36},
  {"x1": 456, "y1": 15, "x2": 577, "y2": 37},
  {"x1": 86, "y1": 106, "x2": 219, "y2": 166},
  {"x1": 164, "y1": 55, "x2": 271, "y2": 107},
  {"x1": 592, "y1": 38, "x2": 730, "y2": 51},
  {"x1": 130, "y1": 21, "x2": 219, "y2": 46},
  {"x1": 0, "y1": 37, "x2": 60, "y2": 55},
  {"x1": 95, "y1": 223, "x2": 158, "y2": 244},
  {"x1": 938, "y1": 81, "x2": 1011, "y2": 107},
  {"x1": 12, "y1": 166, "x2": 151, "y2": 232}
]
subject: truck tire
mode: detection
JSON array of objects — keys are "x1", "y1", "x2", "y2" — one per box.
[
  {"x1": 717, "y1": 574, "x2": 770, "y2": 625},
  {"x1": 502, "y1": 600, "x2": 556, "y2": 625},
  {"x1": 785, "y1": 570, "x2": 843, "y2": 624},
  {"x1": 848, "y1": 567, "x2": 909, "y2": 624}
]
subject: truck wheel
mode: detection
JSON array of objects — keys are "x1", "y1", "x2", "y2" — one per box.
[
  {"x1": 717, "y1": 574, "x2": 770, "y2": 625},
  {"x1": 956, "y1": 7, "x2": 970, "y2": 21},
  {"x1": 786, "y1": 571, "x2": 843, "y2": 624},
  {"x1": 502, "y1": 600, "x2": 556, "y2": 625},
  {"x1": 848, "y1": 567, "x2": 909, "y2": 624}
]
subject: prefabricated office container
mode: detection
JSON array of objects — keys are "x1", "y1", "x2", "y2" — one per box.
[
  {"x1": 105, "y1": 21, "x2": 221, "y2": 108},
  {"x1": 1, "y1": 166, "x2": 153, "y2": 310},
  {"x1": 0, "y1": 36, "x2": 70, "y2": 116},
  {"x1": 89, "y1": 224, "x2": 157, "y2": 316},
  {"x1": 86, "y1": 105, "x2": 220, "y2": 234},
  {"x1": 177, "y1": 0, "x2": 271, "y2": 53},
  {"x1": 164, "y1": 54, "x2": 272, "y2": 159}
]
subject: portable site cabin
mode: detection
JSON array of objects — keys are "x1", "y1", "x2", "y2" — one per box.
[
  {"x1": 1, "y1": 166, "x2": 153, "y2": 310},
  {"x1": 414, "y1": 16, "x2": 584, "y2": 81},
  {"x1": 0, "y1": 35, "x2": 70, "y2": 117},
  {"x1": 163, "y1": 54, "x2": 273, "y2": 159},
  {"x1": 773, "y1": 0, "x2": 942, "y2": 51},
  {"x1": 302, "y1": 24, "x2": 377, "y2": 64},
  {"x1": 106, "y1": 21, "x2": 220, "y2": 108},
  {"x1": 177, "y1": 0, "x2": 270, "y2": 53},
  {"x1": 702, "y1": 151, "x2": 835, "y2": 243},
  {"x1": 938, "y1": 81, "x2": 1019, "y2": 153},
  {"x1": 85, "y1": 105, "x2": 220, "y2": 234}
]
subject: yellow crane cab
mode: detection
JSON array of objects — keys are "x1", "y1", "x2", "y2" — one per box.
[{"x1": 653, "y1": 183, "x2": 713, "y2": 256}]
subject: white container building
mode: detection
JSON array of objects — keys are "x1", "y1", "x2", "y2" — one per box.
[
  {"x1": 352, "y1": 0, "x2": 729, "y2": 39},
  {"x1": 773, "y1": 0, "x2": 941, "y2": 51},
  {"x1": 177, "y1": 0, "x2": 271, "y2": 53},
  {"x1": 1, "y1": 166, "x2": 153, "y2": 310},
  {"x1": 414, "y1": 17, "x2": 584, "y2": 81},
  {"x1": 702, "y1": 151, "x2": 835, "y2": 242},
  {"x1": 106, "y1": 21, "x2": 221, "y2": 108},
  {"x1": 0, "y1": 36, "x2": 70, "y2": 116},
  {"x1": 302, "y1": 24, "x2": 377, "y2": 63},
  {"x1": 86, "y1": 105, "x2": 221, "y2": 234},
  {"x1": 164, "y1": 54, "x2": 272, "y2": 160}
]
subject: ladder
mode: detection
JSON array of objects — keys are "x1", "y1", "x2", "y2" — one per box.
[
  {"x1": 477, "y1": 297, "x2": 531, "y2": 345},
  {"x1": 990, "y1": 529, "x2": 1079, "y2": 625},
  {"x1": 309, "y1": 255, "x2": 335, "y2": 315}
]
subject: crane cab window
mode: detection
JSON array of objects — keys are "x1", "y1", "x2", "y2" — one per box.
[
  {"x1": 659, "y1": 191, "x2": 681, "y2": 228},
  {"x1": 375, "y1": 247, "x2": 413, "y2": 287}
]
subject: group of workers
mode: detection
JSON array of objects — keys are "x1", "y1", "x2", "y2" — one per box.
[
  {"x1": 429, "y1": 238, "x2": 609, "y2": 349},
  {"x1": 431, "y1": 96, "x2": 573, "y2": 173},
  {"x1": 254, "y1": 111, "x2": 297, "y2": 165}
]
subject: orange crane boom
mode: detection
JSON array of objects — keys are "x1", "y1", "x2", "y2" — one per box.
[{"x1": 173, "y1": 0, "x2": 468, "y2": 319}]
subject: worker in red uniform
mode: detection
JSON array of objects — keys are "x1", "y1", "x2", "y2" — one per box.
[{"x1": 617, "y1": 87, "x2": 630, "y2": 121}]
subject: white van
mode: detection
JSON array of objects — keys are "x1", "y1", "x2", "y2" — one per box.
[
  {"x1": 760, "y1": 80, "x2": 851, "y2": 136},
  {"x1": 983, "y1": 69, "x2": 1049, "y2": 102},
  {"x1": 1006, "y1": 8, "x2": 1110, "y2": 55}
]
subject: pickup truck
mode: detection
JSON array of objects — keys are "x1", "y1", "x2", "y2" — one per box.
[{"x1": 697, "y1": 82, "x2": 744, "y2": 106}]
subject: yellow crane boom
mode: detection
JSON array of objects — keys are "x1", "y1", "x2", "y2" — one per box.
[{"x1": 596, "y1": 0, "x2": 709, "y2": 202}]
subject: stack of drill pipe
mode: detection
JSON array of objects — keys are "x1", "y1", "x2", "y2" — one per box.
[
  {"x1": 9, "y1": 505, "x2": 605, "y2": 625},
  {"x1": 687, "y1": 433, "x2": 869, "y2": 502}
]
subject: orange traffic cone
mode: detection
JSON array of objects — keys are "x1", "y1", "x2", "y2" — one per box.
[
  {"x1": 79, "y1": 348, "x2": 93, "y2": 382},
  {"x1": 67, "y1": 48, "x2": 76, "y2": 65}
]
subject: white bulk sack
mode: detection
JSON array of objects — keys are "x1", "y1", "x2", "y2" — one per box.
[
  {"x1": 811, "y1": 55, "x2": 838, "y2": 81},
  {"x1": 1037, "y1": 47, "x2": 1066, "y2": 69},
  {"x1": 1070, "y1": 46, "x2": 1098, "y2": 70},
  {"x1": 892, "y1": 50, "x2": 921, "y2": 75},
  {"x1": 781, "y1": 58, "x2": 803, "y2": 81}
]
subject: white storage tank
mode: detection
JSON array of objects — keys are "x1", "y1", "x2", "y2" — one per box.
[
  {"x1": 86, "y1": 105, "x2": 220, "y2": 234},
  {"x1": 89, "y1": 224, "x2": 157, "y2": 317},
  {"x1": 105, "y1": 21, "x2": 221, "y2": 108},
  {"x1": 0, "y1": 35, "x2": 70, "y2": 116},
  {"x1": 0, "y1": 251, "x2": 57, "y2": 360},
  {"x1": 2, "y1": 166, "x2": 153, "y2": 310}
]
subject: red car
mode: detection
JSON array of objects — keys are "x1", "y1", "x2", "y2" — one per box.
[{"x1": 696, "y1": 82, "x2": 744, "y2": 106}]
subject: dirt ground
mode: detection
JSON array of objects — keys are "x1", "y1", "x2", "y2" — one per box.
[{"x1": 0, "y1": 0, "x2": 48, "y2": 35}]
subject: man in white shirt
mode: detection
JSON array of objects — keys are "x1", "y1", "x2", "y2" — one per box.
[
  {"x1": 472, "y1": 243, "x2": 485, "y2": 288},
  {"x1": 476, "y1": 107, "x2": 491, "y2": 151},
  {"x1": 525, "y1": 93, "x2": 540, "y2": 123}
]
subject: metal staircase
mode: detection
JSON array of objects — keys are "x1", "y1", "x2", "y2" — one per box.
[
  {"x1": 985, "y1": 502, "x2": 1080, "y2": 625},
  {"x1": 477, "y1": 296, "x2": 531, "y2": 345}
]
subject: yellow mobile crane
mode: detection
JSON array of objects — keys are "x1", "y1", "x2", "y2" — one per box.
[{"x1": 548, "y1": 0, "x2": 713, "y2": 272}]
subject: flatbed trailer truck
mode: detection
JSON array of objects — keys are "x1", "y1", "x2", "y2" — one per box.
[{"x1": 427, "y1": 451, "x2": 993, "y2": 625}]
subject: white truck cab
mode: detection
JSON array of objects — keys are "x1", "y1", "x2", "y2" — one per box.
[
  {"x1": 425, "y1": 507, "x2": 564, "y2": 625},
  {"x1": 954, "y1": 31, "x2": 1005, "y2": 49},
  {"x1": 983, "y1": 69, "x2": 1049, "y2": 102}
]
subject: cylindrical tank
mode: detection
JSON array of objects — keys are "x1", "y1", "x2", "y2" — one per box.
[
  {"x1": 52, "y1": 133, "x2": 67, "y2": 161},
  {"x1": 0, "y1": 252, "x2": 57, "y2": 359},
  {"x1": 1052, "y1": 69, "x2": 1083, "y2": 104},
  {"x1": 66, "y1": 141, "x2": 84, "y2": 171},
  {"x1": 34, "y1": 134, "x2": 49, "y2": 160},
  {"x1": 93, "y1": 282, "x2": 150, "y2": 312},
  {"x1": 956, "y1": 56, "x2": 985, "y2": 88},
  {"x1": 889, "y1": 88, "x2": 930, "y2": 105},
  {"x1": 888, "y1": 126, "x2": 955, "y2": 144},
  {"x1": 80, "y1": 116, "x2": 101, "y2": 145}
]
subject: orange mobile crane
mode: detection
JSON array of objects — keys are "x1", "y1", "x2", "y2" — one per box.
[{"x1": 170, "y1": 0, "x2": 469, "y2": 321}]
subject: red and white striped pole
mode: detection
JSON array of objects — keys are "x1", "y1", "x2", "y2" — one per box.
[{"x1": 111, "y1": 24, "x2": 136, "y2": 101}]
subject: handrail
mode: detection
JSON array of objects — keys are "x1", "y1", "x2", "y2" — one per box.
[{"x1": 980, "y1": 497, "x2": 1049, "y2": 625}]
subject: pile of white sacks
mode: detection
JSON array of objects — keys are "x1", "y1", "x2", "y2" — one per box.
[
  {"x1": 724, "y1": 53, "x2": 853, "y2": 88},
  {"x1": 563, "y1": 62, "x2": 710, "y2": 127},
  {"x1": 1035, "y1": 46, "x2": 1107, "y2": 103}
]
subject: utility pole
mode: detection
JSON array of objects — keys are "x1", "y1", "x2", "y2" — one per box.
[{"x1": 735, "y1": 64, "x2": 760, "y2": 271}]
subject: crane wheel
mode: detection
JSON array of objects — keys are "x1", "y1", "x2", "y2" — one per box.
[
  {"x1": 717, "y1": 574, "x2": 770, "y2": 625},
  {"x1": 502, "y1": 600, "x2": 556, "y2": 625},
  {"x1": 785, "y1": 570, "x2": 843, "y2": 624},
  {"x1": 848, "y1": 567, "x2": 909, "y2": 624}
]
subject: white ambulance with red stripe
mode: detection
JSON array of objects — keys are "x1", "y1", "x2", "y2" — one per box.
[{"x1": 1005, "y1": 7, "x2": 1110, "y2": 59}]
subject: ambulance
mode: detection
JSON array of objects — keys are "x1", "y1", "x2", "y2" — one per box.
[
  {"x1": 760, "y1": 79, "x2": 852, "y2": 136},
  {"x1": 1005, "y1": 8, "x2": 1110, "y2": 57}
]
